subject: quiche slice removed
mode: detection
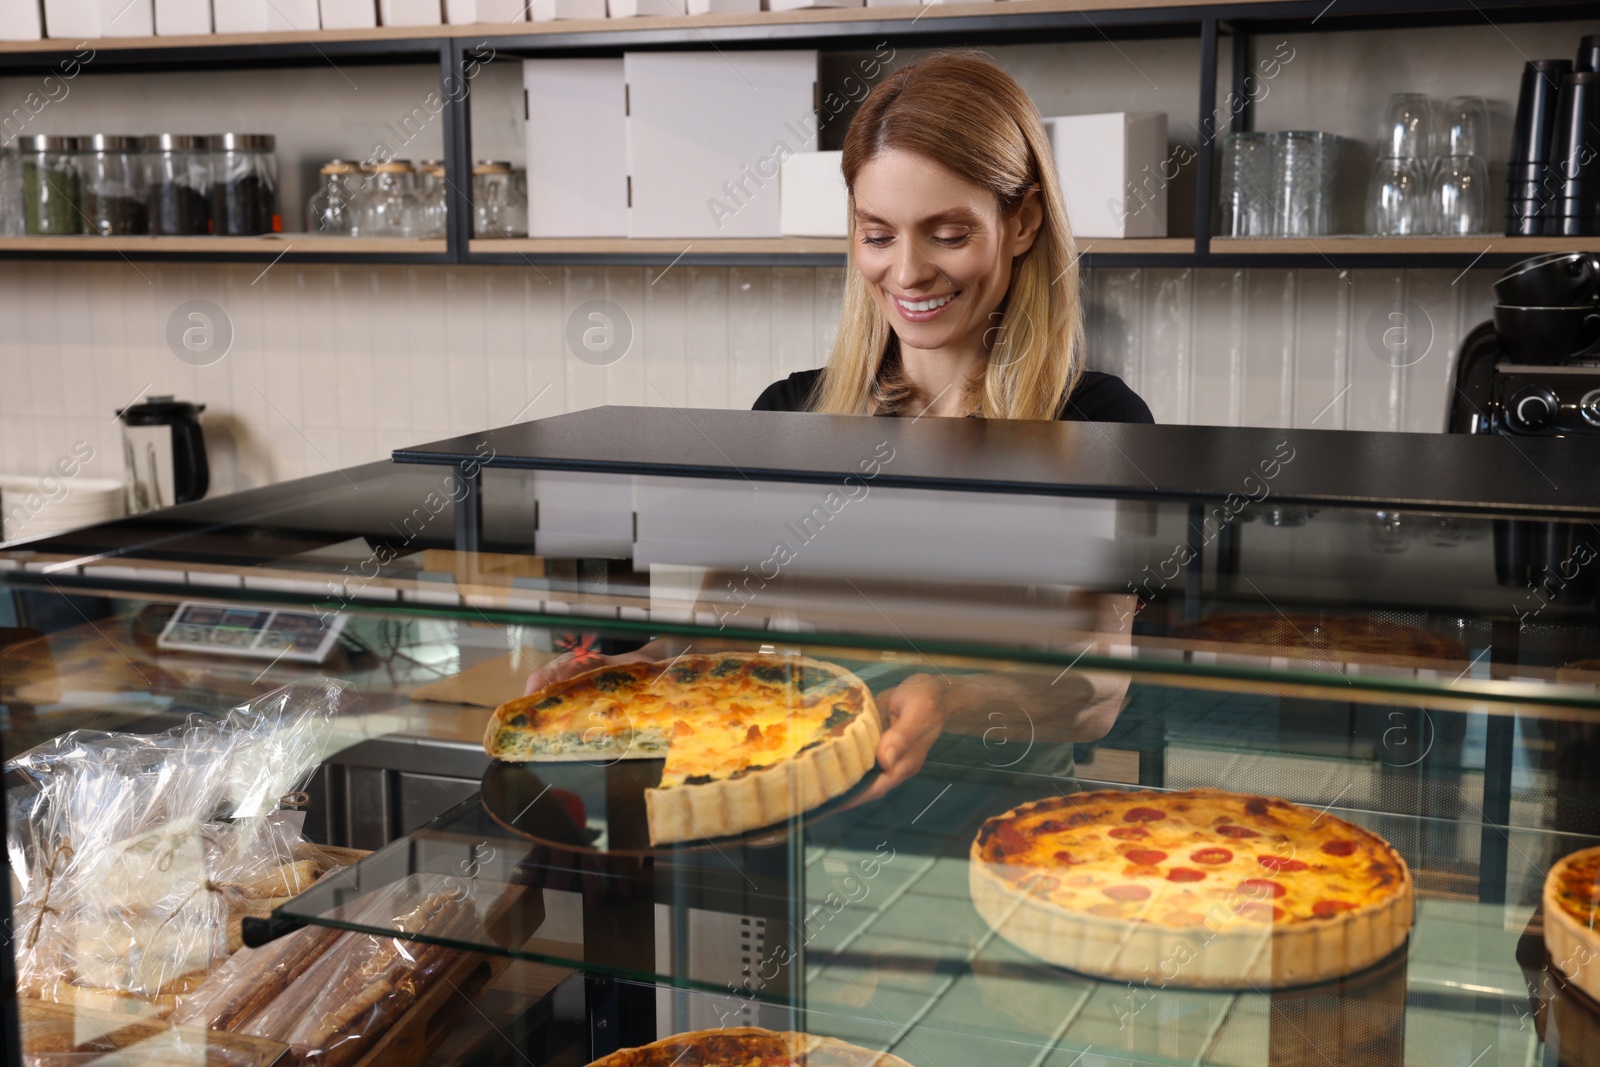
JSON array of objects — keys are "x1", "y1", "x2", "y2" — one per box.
[{"x1": 486, "y1": 653, "x2": 881, "y2": 845}]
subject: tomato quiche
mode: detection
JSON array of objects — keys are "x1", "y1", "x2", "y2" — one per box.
[
  {"x1": 1545, "y1": 845, "x2": 1600, "y2": 1005},
  {"x1": 486, "y1": 653, "x2": 880, "y2": 846},
  {"x1": 586, "y1": 1027, "x2": 912, "y2": 1066},
  {"x1": 970, "y1": 788, "x2": 1413, "y2": 988}
]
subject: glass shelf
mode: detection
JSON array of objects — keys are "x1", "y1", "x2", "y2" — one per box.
[{"x1": 276, "y1": 748, "x2": 1600, "y2": 1066}]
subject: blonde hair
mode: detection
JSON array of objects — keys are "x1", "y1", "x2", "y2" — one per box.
[{"x1": 809, "y1": 50, "x2": 1085, "y2": 420}]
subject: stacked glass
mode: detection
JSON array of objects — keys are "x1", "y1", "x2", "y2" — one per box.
[
  {"x1": 1217, "y1": 130, "x2": 1342, "y2": 237},
  {"x1": 1368, "y1": 93, "x2": 1489, "y2": 235}
]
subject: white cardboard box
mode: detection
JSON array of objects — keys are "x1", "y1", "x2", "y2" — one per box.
[
  {"x1": 608, "y1": 0, "x2": 683, "y2": 13},
  {"x1": 0, "y1": 0, "x2": 44, "y2": 39},
  {"x1": 213, "y1": 0, "x2": 319, "y2": 32},
  {"x1": 781, "y1": 150, "x2": 846, "y2": 237},
  {"x1": 625, "y1": 49, "x2": 818, "y2": 238},
  {"x1": 687, "y1": 0, "x2": 755, "y2": 11},
  {"x1": 155, "y1": 0, "x2": 209, "y2": 33},
  {"x1": 1044, "y1": 111, "x2": 1168, "y2": 239},
  {"x1": 43, "y1": 0, "x2": 152, "y2": 36},
  {"x1": 445, "y1": 0, "x2": 522, "y2": 19},
  {"x1": 767, "y1": 0, "x2": 859, "y2": 8},
  {"x1": 524, "y1": 59, "x2": 628, "y2": 237},
  {"x1": 379, "y1": 0, "x2": 440, "y2": 23},
  {"x1": 321, "y1": 0, "x2": 376, "y2": 28},
  {"x1": 530, "y1": 0, "x2": 601, "y2": 17}
]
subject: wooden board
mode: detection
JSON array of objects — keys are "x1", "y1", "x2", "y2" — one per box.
[{"x1": 21, "y1": 998, "x2": 289, "y2": 1066}]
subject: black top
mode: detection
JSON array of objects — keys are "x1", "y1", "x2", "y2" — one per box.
[{"x1": 751, "y1": 368, "x2": 1155, "y2": 422}]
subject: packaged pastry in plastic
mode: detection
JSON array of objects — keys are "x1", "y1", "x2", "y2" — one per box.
[
  {"x1": 239, "y1": 874, "x2": 479, "y2": 1066},
  {"x1": 5, "y1": 679, "x2": 351, "y2": 1016}
]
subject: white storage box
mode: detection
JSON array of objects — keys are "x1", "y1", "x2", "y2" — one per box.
[
  {"x1": 213, "y1": 0, "x2": 318, "y2": 31},
  {"x1": 1044, "y1": 111, "x2": 1168, "y2": 239},
  {"x1": 530, "y1": 0, "x2": 602, "y2": 17},
  {"x1": 321, "y1": 0, "x2": 376, "y2": 28},
  {"x1": 524, "y1": 58, "x2": 628, "y2": 237},
  {"x1": 379, "y1": 0, "x2": 439, "y2": 23},
  {"x1": 625, "y1": 49, "x2": 818, "y2": 238},
  {"x1": 444, "y1": 0, "x2": 525, "y2": 19},
  {"x1": 767, "y1": 0, "x2": 860, "y2": 8},
  {"x1": 43, "y1": 0, "x2": 152, "y2": 36},
  {"x1": 686, "y1": 0, "x2": 755, "y2": 11},
  {"x1": 781, "y1": 150, "x2": 846, "y2": 237},
  {"x1": 0, "y1": 0, "x2": 44, "y2": 39},
  {"x1": 155, "y1": 0, "x2": 207, "y2": 33},
  {"x1": 608, "y1": 0, "x2": 683, "y2": 14}
]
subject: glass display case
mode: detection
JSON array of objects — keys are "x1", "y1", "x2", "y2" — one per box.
[{"x1": 3, "y1": 409, "x2": 1598, "y2": 1067}]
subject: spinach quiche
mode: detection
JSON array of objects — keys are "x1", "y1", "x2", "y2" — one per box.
[{"x1": 486, "y1": 653, "x2": 880, "y2": 845}]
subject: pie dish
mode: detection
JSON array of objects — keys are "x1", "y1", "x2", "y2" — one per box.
[
  {"x1": 970, "y1": 788, "x2": 1413, "y2": 988},
  {"x1": 1545, "y1": 844, "x2": 1600, "y2": 1005},
  {"x1": 586, "y1": 1027, "x2": 913, "y2": 1066},
  {"x1": 485, "y1": 653, "x2": 880, "y2": 845}
]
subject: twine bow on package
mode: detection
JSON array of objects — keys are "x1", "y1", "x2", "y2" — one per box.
[{"x1": 5, "y1": 679, "x2": 351, "y2": 1015}]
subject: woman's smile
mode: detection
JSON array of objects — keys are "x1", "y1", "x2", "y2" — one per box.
[{"x1": 893, "y1": 290, "x2": 961, "y2": 321}]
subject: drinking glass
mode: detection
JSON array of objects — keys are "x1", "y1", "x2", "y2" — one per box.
[
  {"x1": 1428, "y1": 155, "x2": 1489, "y2": 234},
  {"x1": 1439, "y1": 95, "x2": 1489, "y2": 159},
  {"x1": 1268, "y1": 131, "x2": 1316, "y2": 235},
  {"x1": 1216, "y1": 132, "x2": 1273, "y2": 236},
  {"x1": 1380, "y1": 93, "x2": 1436, "y2": 160},
  {"x1": 1367, "y1": 156, "x2": 1429, "y2": 235}
]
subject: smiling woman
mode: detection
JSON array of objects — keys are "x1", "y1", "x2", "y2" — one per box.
[{"x1": 754, "y1": 50, "x2": 1153, "y2": 424}]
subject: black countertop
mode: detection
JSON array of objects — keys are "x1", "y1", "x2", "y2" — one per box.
[{"x1": 395, "y1": 407, "x2": 1600, "y2": 520}]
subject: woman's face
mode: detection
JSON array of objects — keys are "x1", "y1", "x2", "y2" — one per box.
[{"x1": 851, "y1": 148, "x2": 1042, "y2": 359}]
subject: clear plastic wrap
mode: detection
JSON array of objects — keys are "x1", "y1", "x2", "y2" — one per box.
[
  {"x1": 5, "y1": 679, "x2": 350, "y2": 1014},
  {"x1": 239, "y1": 874, "x2": 478, "y2": 1067}
]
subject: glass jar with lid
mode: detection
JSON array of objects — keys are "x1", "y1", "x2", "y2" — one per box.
[
  {"x1": 306, "y1": 160, "x2": 362, "y2": 236},
  {"x1": 144, "y1": 134, "x2": 212, "y2": 236},
  {"x1": 357, "y1": 160, "x2": 419, "y2": 238},
  {"x1": 209, "y1": 133, "x2": 278, "y2": 236},
  {"x1": 413, "y1": 159, "x2": 447, "y2": 239},
  {"x1": 79, "y1": 134, "x2": 148, "y2": 236},
  {"x1": 19, "y1": 135, "x2": 82, "y2": 236},
  {"x1": 471, "y1": 160, "x2": 513, "y2": 238},
  {"x1": 0, "y1": 143, "x2": 22, "y2": 236}
]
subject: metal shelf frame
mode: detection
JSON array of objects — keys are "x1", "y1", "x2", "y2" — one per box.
[{"x1": 0, "y1": 0, "x2": 1592, "y2": 268}]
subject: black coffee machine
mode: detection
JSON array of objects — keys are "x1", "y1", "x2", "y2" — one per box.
[
  {"x1": 1449, "y1": 251, "x2": 1600, "y2": 604},
  {"x1": 1450, "y1": 251, "x2": 1600, "y2": 437}
]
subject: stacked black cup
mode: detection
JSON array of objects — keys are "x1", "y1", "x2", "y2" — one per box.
[
  {"x1": 1507, "y1": 59, "x2": 1572, "y2": 235},
  {"x1": 1508, "y1": 37, "x2": 1600, "y2": 237}
]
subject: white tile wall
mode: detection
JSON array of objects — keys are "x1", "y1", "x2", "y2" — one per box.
[{"x1": 0, "y1": 262, "x2": 1496, "y2": 498}]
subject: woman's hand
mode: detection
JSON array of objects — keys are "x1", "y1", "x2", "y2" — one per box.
[{"x1": 856, "y1": 672, "x2": 948, "y2": 802}]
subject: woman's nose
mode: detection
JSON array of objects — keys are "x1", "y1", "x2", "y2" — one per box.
[{"x1": 891, "y1": 238, "x2": 937, "y2": 291}]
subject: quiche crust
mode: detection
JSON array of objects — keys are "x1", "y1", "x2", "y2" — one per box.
[
  {"x1": 646, "y1": 703, "x2": 879, "y2": 845},
  {"x1": 969, "y1": 788, "x2": 1413, "y2": 989},
  {"x1": 1545, "y1": 845, "x2": 1600, "y2": 1006}
]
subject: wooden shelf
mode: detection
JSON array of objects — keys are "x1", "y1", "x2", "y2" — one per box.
[
  {"x1": 0, "y1": 235, "x2": 448, "y2": 258},
  {"x1": 0, "y1": 0, "x2": 1236, "y2": 55},
  {"x1": 1211, "y1": 236, "x2": 1600, "y2": 255},
  {"x1": 469, "y1": 236, "x2": 846, "y2": 255},
  {"x1": 3, "y1": 0, "x2": 1580, "y2": 56},
  {"x1": 464, "y1": 234, "x2": 1195, "y2": 265}
]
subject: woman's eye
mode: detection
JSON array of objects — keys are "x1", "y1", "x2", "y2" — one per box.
[
  {"x1": 932, "y1": 231, "x2": 969, "y2": 246},
  {"x1": 860, "y1": 233, "x2": 893, "y2": 247}
]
